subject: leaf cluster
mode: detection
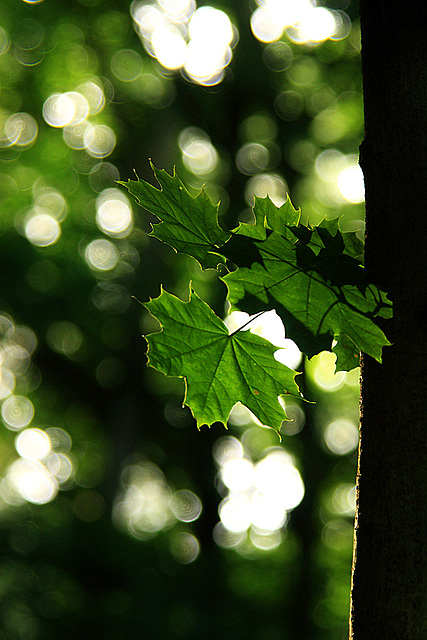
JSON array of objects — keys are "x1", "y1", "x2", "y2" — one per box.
[{"x1": 120, "y1": 165, "x2": 391, "y2": 433}]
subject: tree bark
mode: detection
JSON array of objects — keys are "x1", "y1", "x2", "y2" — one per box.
[{"x1": 350, "y1": 3, "x2": 427, "y2": 638}]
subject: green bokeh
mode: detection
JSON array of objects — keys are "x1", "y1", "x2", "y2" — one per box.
[{"x1": 0, "y1": 1, "x2": 361, "y2": 638}]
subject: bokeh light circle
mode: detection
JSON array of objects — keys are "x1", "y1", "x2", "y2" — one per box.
[
  {"x1": 1, "y1": 395, "x2": 35, "y2": 431},
  {"x1": 170, "y1": 532, "x2": 200, "y2": 564},
  {"x1": 170, "y1": 490, "x2": 202, "y2": 522},
  {"x1": 338, "y1": 165, "x2": 365, "y2": 203},
  {"x1": 8, "y1": 458, "x2": 58, "y2": 504},
  {"x1": 96, "y1": 189, "x2": 133, "y2": 237},
  {"x1": 324, "y1": 419, "x2": 359, "y2": 455},
  {"x1": 46, "y1": 321, "x2": 83, "y2": 356},
  {"x1": 25, "y1": 211, "x2": 61, "y2": 247},
  {"x1": 15, "y1": 428, "x2": 51, "y2": 460},
  {"x1": 43, "y1": 93, "x2": 76, "y2": 128},
  {"x1": 5, "y1": 113, "x2": 38, "y2": 146},
  {"x1": 85, "y1": 239, "x2": 119, "y2": 271},
  {"x1": 84, "y1": 124, "x2": 116, "y2": 158}
]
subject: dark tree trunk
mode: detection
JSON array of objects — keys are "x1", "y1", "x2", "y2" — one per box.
[{"x1": 350, "y1": 2, "x2": 427, "y2": 638}]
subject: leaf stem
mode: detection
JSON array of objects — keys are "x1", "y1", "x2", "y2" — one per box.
[{"x1": 229, "y1": 310, "x2": 267, "y2": 337}]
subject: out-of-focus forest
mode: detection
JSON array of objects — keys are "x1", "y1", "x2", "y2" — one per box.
[{"x1": 0, "y1": 1, "x2": 365, "y2": 638}]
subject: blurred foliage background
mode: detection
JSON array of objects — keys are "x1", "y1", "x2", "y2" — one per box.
[{"x1": 0, "y1": 1, "x2": 364, "y2": 638}]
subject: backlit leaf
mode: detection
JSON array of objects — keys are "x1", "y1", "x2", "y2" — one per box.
[
  {"x1": 119, "y1": 164, "x2": 230, "y2": 268},
  {"x1": 144, "y1": 287, "x2": 302, "y2": 433},
  {"x1": 223, "y1": 199, "x2": 391, "y2": 369}
]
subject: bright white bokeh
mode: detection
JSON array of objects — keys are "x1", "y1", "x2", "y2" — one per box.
[
  {"x1": 170, "y1": 489, "x2": 202, "y2": 522},
  {"x1": 96, "y1": 188, "x2": 133, "y2": 237},
  {"x1": 1, "y1": 395, "x2": 34, "y2": 431},
  {"x1": 314, "y1": 150, "x2": 364, "y2": 206},
  {"x1": 251, "y1": 0, "x2": 349, "y2": 46},
  {"x1": 7, "y1": 458, "x2": 58, "y2": 505},
  {"x1": 0, "y1": 313, "x2": 76, "y2": 507},
  {"x1": 63, "y1": 91, "x2": 89, "y2": 124},
  {"x1": 245, "y1": 172, "x2": 289, "y2": 207},
  {"x1": 113, "y1": 460, "x2": 203, "y2": 543},
  {"x1": 250, "y1": 490, "x2": 288, "y2": 532},
  {"x1": 219, "y1": 494, "x2": 253, "y2": 533},
  {"x1": 331, "y1": 483, "x2": 356, "y2": 516},
  {"x1": 179, "y1": 126, "x2": 219, "y2": 175},
  {"x1": 4, "y1": 112, "x2": 38, "y2": 147},
  {"x1": 250, "y1": 6, "x2": 285, "y2": 43},
  {"x1": 324, "y1": 419, "x2": 359, "y2": 455},
  {"x1": 338, "y1": 164, "x2": 365, "y2": 203},
  {"x1": 24, "y1": 210, "x2": 61, "y2": 247},
  {"x1": 227, "y1": 403, "x2": 262, "y2": 427},
  {"x1": 224, "y1": 309, "x2": 301, "y2": 370},
  {"x1": 151, "y1": 27, "x2": 187, "y2": 69},
  {"x1": 85, "y1": 239, "x2": 119, "y2": 271},
  {"x1": 43, "y1": 84, "x2": 109, "y2": 156},
  {"x1": 159, "y1": 0, "x2": 196, "y2": 20},
  {"x1": 330, "y1": 11, "x2": 352, "y2": 41},
  {"x1": 221, "y1": 457, "x2": 254, "y2": 493},
  {"x1": 77, "y1": 81, "x2": 105, "y2": 115},
  {"x1": 315, "y1": 149, "x2": 346, "y2": 183},
  {"x1": 254, "y1": 451, "x2": 304, "y2": 510},
  {"x1": 63, "y1": 122, "x2": 91, "y2": 150},
  {"x1": 308, "y1": 351, "x2": 347, "y2": 391},
  {"x1": 298, "y1": 7, "x2": 336, "y2": 42},
  {"x1": 215, "y1": 439, "x2": 305, "y2": 547},
  {"x1": 183, "y1": 140, "x2": 218, "y2": 175},
  {"x1": 251, "y1": 0, "x2": 314, "y2": 43},
  {"x1": 274, "y1": 342, "x2": 303, "y2": 370},
  {"x1": 189, "y1": 6, "x2": 233, "y2": 45},
  {"x1": 43, "y1": 93, "x2": 77, "y2": 128},
  {"x1": 250, "y1": 527, "x2": 283, "y2": 550},
  {"x1": 132, "y1": 1, "x2": 236, "y2": 86},
  {"x1": 15, "y1": 428, "x2": 51, "y2": 461},
  {"x1": 84, "y1": 124, "x2": 116, "y2": 158},
  {"x1": 114, "y1": 465, "x2": 175, "y2": 537},
  {"x1": 266, "y1": 0, "x2": 313, "y2": 27},
  {"x1": 185, "y1": 6, "x2": 234, "y2": 85},
  {"x1": 184, "y1": 40, "x2": 230, "y2": 85}
]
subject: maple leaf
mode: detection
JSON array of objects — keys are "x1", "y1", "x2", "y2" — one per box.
[
  {"x1": 121, "y1": 168, "x2": 392, "y2": 377},
  {"x1": 143, "y1": 287, "x2": 302, "y2": 433},
  {"x1": 235, "y1": 195, "x2": 301, "y2": 241},
  {"x1": 119, "y1": 164, "x2": 230, "y2": 268},
  {"x1": 223, "y1": 202, "x2": 391, "y2": 370}
]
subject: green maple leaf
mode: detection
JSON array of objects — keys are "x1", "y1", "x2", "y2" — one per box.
[
  {"x1": 332, "y1": 334, "x2": 360, "y2": 371},
  {"x1": 316, "y1": 218, "x2": 364, "y2": 261},
  {"x1": 121, "y1": 168, "x2": 391, "y2": 381},
  {"x1": 119, "y1": 164, "x2": 230, "y2": 268},
  {"x1": 236, "y1": 195, "x2": 301, "y2": 241},
  {"x1": 143, "y1": 287, "x2": 302, "y2": 433},
  {"x1": 223, "y1": 201, "x2": 391, "y2": 370}
]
